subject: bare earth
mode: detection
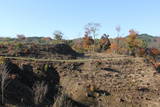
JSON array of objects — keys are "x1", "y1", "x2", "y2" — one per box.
[{"x1": 10, "y1": 53, "x2": 160, "y2": 107}]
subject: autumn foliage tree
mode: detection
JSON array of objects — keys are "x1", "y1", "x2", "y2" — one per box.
[
  {"x1": 108, "y1": 43, "x2": 119, "y2": 53},
  {"x1": 145, "y1": 48, "x2": 160, "y2": 60},
  {"x1": 85, "y1": 23, "x2": 101, "y2": 52},
  {"x1": 126, "y1": 29, "x2": 145, "y2": 56},
  {"x1": 82, "y1": 32, "x2": 94, "y2": 51},
  {"x1": 41, "y1": 37, "x2": 52, "y2": 41},
  {"x1": 106, "y1": 37, "x2": 128, "y2": 54}
]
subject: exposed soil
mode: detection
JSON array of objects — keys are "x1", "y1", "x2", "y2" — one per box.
[{"x1": 1, "y1": 53, "x2": 160, "y2": 107}]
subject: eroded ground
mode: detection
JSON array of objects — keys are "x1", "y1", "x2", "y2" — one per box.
[{"x1": 1, "y1": 53, "x2": 160, "y2": 107}]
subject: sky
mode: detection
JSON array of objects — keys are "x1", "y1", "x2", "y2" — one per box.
[{"x1": 0, "y1": 0, "x2": 160, "y2": 39}]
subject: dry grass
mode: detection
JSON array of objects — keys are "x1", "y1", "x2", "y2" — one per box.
[
  {"x1": 52, "y1": 91, "x2": 73, "y2": 107},
  {"x1": 33, "y1": 81, "x2": 48, "y2": 105}
]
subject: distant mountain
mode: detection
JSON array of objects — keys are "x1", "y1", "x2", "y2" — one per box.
[
  {"x1": 138, "y1": 34, "x2": 155, "y2": 42},
  {"x1": 138, "y1": 34, "x2": 160, "y2": 49}
]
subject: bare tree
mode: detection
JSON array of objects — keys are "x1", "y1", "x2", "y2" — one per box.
[
  {"x1": 85, "y1": 23, "x2": 101, "y2": 52},
  {"x1": 115, "y1": 25, "x2": 121, "y2": 46},
  {"x1": 115, "y1": 25, "x2": 121, "y2": 37},
  {"x1": 33, "y1": 81, "x2": 48, "y2": 105}
]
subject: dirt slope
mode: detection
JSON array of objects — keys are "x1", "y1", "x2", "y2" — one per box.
[
  {"x1": 2, "y1": 53, "x2": 160, "y2": 107},
  {"x1": 57, "y1": 54, "x2": 160, "y2": 107}
]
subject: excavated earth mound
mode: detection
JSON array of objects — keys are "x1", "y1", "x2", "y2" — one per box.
[
  {"x1": 42, "y1": 43, "x2": 83, "y2": 59},
  {"x1": 0, "y1": 43, "x2": 83, "y2": 60}
]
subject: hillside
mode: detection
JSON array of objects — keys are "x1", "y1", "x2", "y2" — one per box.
[
  {"x1": 138, "y1": 34, "x2": 155, "y2": 42},
  {"x1": 1, "y1": 53, "x2": 160, "y2": 107},
  {"x1": 138, "y1": 34, "x2": 160, "y2": 49}
]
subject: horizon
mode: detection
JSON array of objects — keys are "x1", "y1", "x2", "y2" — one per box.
[
  {"x1": 0, "y1": 32, "x2": 158, "y2": 40},
  {"x1": 0, "y1": 0, "x2": 160, "y2": 39}
]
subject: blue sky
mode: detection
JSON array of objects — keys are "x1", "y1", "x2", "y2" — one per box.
[{"x1": 0, "y1": 0, "x2": 160, "y2": 39}]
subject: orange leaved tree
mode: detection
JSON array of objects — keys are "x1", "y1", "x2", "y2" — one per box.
[
  {"x1": 126, "y1": 29, "x2": 144, "y2": 56},
  {"x1": 82, "y1": 32, "x2": 94, "y2": 52}
]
